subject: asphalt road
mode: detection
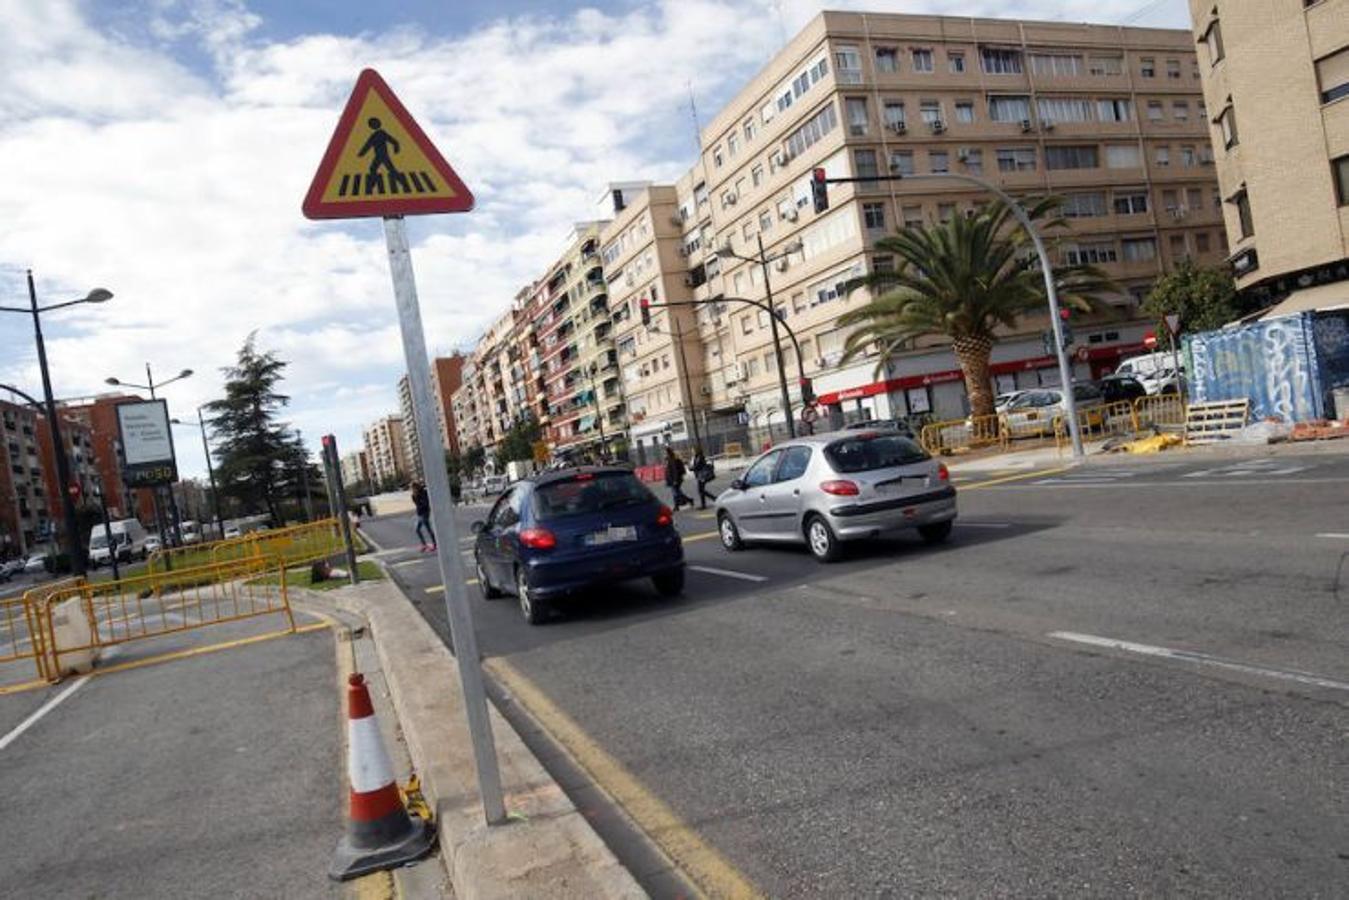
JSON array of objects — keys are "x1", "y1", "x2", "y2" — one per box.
[{"x1": 364, "y1": 444, "x2": 1349, "y2": 897}]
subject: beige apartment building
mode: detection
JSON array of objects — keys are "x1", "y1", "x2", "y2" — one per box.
[
  {"x1": 429, "y1": 355, "x2": 465, "y2": 456},
  {"x1": 395, "y1": 375, "x2": 423, "y2": 479},
  {"x1": 668, "y1": 10, "x2": 1223, "y2": 430},
  {"x1": 338, "y1": 449, "x2": 369, "y2": 489},
  {"x1": 1189, "y1": 0, "x2": 1349, "y2": 311},
  {"x1": 362, "y1": 414, "x2": 408, "y2": 486}
]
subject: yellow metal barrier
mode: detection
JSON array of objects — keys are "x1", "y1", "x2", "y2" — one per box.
[
  {"x1": 920, "y1": 414, "x2": 1009, "y2": 455},
  {"x1": 1133, "y1": 394, "x2": 1187, "y2": 430},
  {"x1": 37, "y1": 556, "x2": 294, "y2": 682},
  {"x1": 1053, "y1": 401, "x2": 1137, "y2": 451},
  {"x1": 209, "y1": 518, "x2": 345, "y2": 568}
]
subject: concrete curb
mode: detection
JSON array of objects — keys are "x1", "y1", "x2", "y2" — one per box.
[{"x1": 319, "y1": 578, "x2": 645, "y2": 900}]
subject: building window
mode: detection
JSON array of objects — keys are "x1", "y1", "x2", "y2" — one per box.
[
  {"x1": 988, "y1": 95, "x2": 1031, "y2": 122},
  {"x1": 1154, "y1": 146, "x2": 1170, "y2": 167},
  {"x1": 1045, "y1": 145, "x2": 1099, "y2": 170},
  {"x1": 751, "y1": 164, "x2": 764, "y2": 187},
  {"x1": 744, "y1": 118, "x2": 756, "y2": 142},
  {"x1": 1195, "y1": 232, "x2": 1211, "y2": 253},
  {"x1": 1335, "y1": 155, "x2": 1349, "y2": 206},
  {"x1": 938, "y1": 203, "x2": 956, "y2": 222},
  {"x1": 1089, "y1": 55, "x2": 1123, "y2": 76},
  {"x1": 883, "y1": 101, "x2": 906, "y2": 131},
  {"x1": 727, "y1": 133, "x2": 739, "y2": 157},
  {"x1": 1140, "y1": 57, "x2": 1156, "y2": 78},
  {"x1": 929, "y1": 150, "x2": 949, "y2": 174},
  {"x1": 996, "y1": 147, "x2": 1037, "y2": 171},
  {"x1": 1187, "y1": 187, "x2": 1203, "y2": 210},
  {"x1": 1315, "y1": 48, "x2": 1349, "y2": 104},
  {"x1": 713, "y1": 146, "x2": 723, "y2": 168},
  {"x1": 1202, "y1": 20, "x2": 1225, "y2": 67},
  {"x1": 1030, "y1": 53, "x2": 1083, "y2": 77},
  {"x1": 835, "y1": 45, "x2": 863, "y2": 83},
  {"x1": 1147, "y1": 100, "x2": 1164, "y2": 121},
  {"x1": 784, "y1": 102, "x2": 838, "y2": 158},
  {"x1": 1172, "y1": 100, "x2": 1189, "y2": 121},
  {"x1": 889, "y1": 150, "x2": 915, "y2": 175},
  {"x1": 741, "y1": 314, "x2": 753, "y2": 335},
  {"x1": 980, "y1": 47, "x2": 1022, "y2": 74},
  {"x1": 1061, "y1": 192, "x2": 1107, "y2": 218},
  {"x1": 846, "y1": 96, "x2": 869, "y2": 135},
  {"x1": 875, "y1": 47, "x2": 898, "y2": 72},
  {"x1": 920, "y1": 100, "x2": 942, "y2": 125},
  {"x1": 1180, "y1": 145, "x2": 1196, "y2": 167},
  {"x1": 1106, "y1": 144, "x2": 1142, "y2": 168},
  {"x1": 1112, "y1": 191, "x2": 1148, "y2": 214},
  {"x1": 1122, "y1": 238, "x2": 1158, "y2": 262},
  {"x1": 872, "y1": 255, "x2": 895, "y2": 273},
  {"x1": 854, "y1": 148, "x2": 880, "y2": 178},
  {"x1": 961, "y1": 148, "x2": 983, "y2": 174},
  {"x1": 948, "y1": 51, "x2": 966, "y2": 73},
  {"x1": 954, "y1": 101, "x2": 974, "y2": 123},
  {"x1": 1063, "y1": 242, "x2": 1118, "y2": 265},
  {"x1": 1169, "y1": 234, "x2": 1187, "y2": 258},
  {"x1": 912, "y1": 48, "x2": 934, "y2": 73},
  {"x1": 1166, "y1": 59, "x2": 1181, "y2": 79},
  {"x1": 742, "y1": 221, "x2": 754, "y2": 241},
  {"x1": 1038, "y1": 97, "x2": 1094, "y2": 123},
  {"x1": 759, "y1": 210, "x2": 773, "y2": 232},
  {"x1": 1097, "y1": 98, "x2": 1133, "y2": 122},
  {"x1": 862, "y1": 202, "x2": 886, "y2": 230},
  {"x1": 1230, "y1": 188, "x2": 1254, "y2": 238},
  {"x1": 902, "y1": 205, "x2": 923, "y2": 228}
]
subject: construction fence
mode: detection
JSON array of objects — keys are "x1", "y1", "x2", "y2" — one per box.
[{"x1": 920, "y1": 396, "x2": 1191, "y2": 456}]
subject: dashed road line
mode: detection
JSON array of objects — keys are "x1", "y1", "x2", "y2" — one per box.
[
  {"x1": 1049, "y1": 631, "x2": 1349, "y2": 692},
  {"x1": 688, "y1": 565, "x2": 768, "y2": 583},
  {"x1": 424, "y1": 579, "x2": 478, "y2": 594},
  {"x1": 681, "y1": 531, "x2": 719, "y2": 543},
  {"x1": 1316, "y1": 533, "x2": 1349, "y2": 539},
  {"x1": 960, "y1": 465, "x2": 1074, "y2": 490},
  {"x1": 958, "y1": 522, "x2": 1013, "y2": 529}
]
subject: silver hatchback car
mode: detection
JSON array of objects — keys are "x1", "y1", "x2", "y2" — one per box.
[{"x1": 715, "y1": 430, "x2": 957, "y2": 562}]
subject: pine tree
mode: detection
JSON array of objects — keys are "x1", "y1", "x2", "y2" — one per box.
[{"x1": 203, "y1": 334, "x2": 301, "y2": 525}]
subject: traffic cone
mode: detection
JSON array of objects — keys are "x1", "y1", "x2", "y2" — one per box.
[{"x1": 329, "y1": 673, "x2": 435, "y2": 881}]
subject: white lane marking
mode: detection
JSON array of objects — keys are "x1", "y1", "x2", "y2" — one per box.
[
  {"x1": 1316, "y1": 533, "x2": 1349, "y2": 539},
  {"x1": 688, "y1": 565, "x2": 769, "y2": 583},
  {"x1": 1001, "y1": 477, "x2": 1349, "y2": 490},
  {"x1": 0, "y1": 646, "x2": 121, "y2": 752},
  {"x1": 1049, "y1": 631, "x2": 1349, "y2": 692},
  {"x1": 958, "y1": 522, "x2": 1012, "y2": 529}
]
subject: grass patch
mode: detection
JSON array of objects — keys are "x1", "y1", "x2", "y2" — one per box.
[{"x1": 248, "y1": 559, "x2": 383, "y2": 591}]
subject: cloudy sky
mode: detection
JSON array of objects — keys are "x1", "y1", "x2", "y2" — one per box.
[{"x1": 0, "y1": 0, "x2": 1188, "y2": 478}]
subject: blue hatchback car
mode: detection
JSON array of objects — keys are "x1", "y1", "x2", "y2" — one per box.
[{"x1": 471, "y1": 466, "x2": 685, "y2": 624}]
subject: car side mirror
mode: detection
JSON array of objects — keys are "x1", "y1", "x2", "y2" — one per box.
[
  {"x1": 470, "y1": 521, "x2": 485, "y2": 534},
  {"x1": 730, "y1": 478, "x2": 746, "y2": 492}
]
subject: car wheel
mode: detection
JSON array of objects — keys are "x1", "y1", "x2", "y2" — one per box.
[
  {"x1": 652, "y1": 569, "x2": 685, "y2": 597},
  {"x1": 918, "y1": 521, "x2": 953, "y2": 544},
  {"x1": 718, "y1": 513, "x2": 744, "y2": 551},
  {"x1": 805, "y1": 515, "x2": 843, "y2": 563},
  {"x1": 515, "y1": 567, "x2": 547, "y2": 625},
  {"x1": 476, "y1": 553, "x2": 502, "y2": 599}
]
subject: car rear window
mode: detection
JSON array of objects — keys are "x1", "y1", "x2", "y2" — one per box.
[
  {"x1": 532, "y1": 473, "x2": 654, "y2": 520},
  {"x1": 825, "y1": 435, "x2": 929, "y2": 473}
]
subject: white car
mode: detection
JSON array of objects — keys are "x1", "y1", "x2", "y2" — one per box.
[
  {"x1": 223, "y1": 525, "x2": 242, "y2": 540},
  {"x1": 1002, "y1": 384, "x2": 1105, "y2": 437},
  {"x1": 22, "y1": 554, "x2": 49, "y2": 575},
  {"x1": 143, "y1": 536, "x2": 163, "y2": 555}
]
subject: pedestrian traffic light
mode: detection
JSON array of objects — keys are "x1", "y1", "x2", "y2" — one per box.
[
  {"x1": 799, "y1": 376, "x2": 815, "y2": 405},
  {"x1": 811, "y1": 167, "x2": 829, "y2": 214},
  {"x1": 1059, "y1": 307, "x2": 1072, "y2": 321},
  {"x1": 640, "y1": 297, "x2": 651, "y2": 327}
]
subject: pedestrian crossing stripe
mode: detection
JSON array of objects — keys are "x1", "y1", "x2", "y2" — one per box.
[{"x1": 302, "y1": 68, "x2": 474, "y2": 220}]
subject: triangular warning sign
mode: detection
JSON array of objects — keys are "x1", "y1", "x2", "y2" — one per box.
[{"x1": 302, "y1": 69, "x2": 474, "y2": 220}]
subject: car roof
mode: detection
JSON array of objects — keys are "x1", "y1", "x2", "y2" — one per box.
[
  {"x1": 529, "y1": 464, "x2": 636, "y2": 487},
  {"x1": 759, "y1": 428, "x2": 923, "y2": 450}
]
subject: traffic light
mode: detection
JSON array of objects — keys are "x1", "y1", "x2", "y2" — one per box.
[
  {"x1": 640, "y1": 296, "x2": 651, "y2": 327},
  {"x1": 1058, "y1": 307, "x2": 1072, "y2": 321},
  {"x1": 811, "y1": 167, "x2": 829, "y2": 214},
  {"x1": 67, "y1": 481, "x2": 82, "y2": 503},
  {"x1": 799, "y1": 376, "x2": 815, "y2": 405}
]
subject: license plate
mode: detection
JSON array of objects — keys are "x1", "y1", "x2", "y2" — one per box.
[
  {"x1": 876, "y1": 482, "x2": 911, "y2": 496},
  {"x1": 586, "y1": 525, "x2": 637, "y2": 546}
]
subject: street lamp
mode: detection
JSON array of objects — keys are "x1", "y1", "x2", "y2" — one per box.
[
  {"x1": 716, "y1": 238, "x2": 804, "y2": 439},
  {"x1": 0, "y1": 272, "x2": 114, "y2": 576},
  {"x1": 104, "y1": 363, "x2": 193, "y2": 547},
  {"x1": 170, "y1": 409, "x2": 225, "y2": 540}
]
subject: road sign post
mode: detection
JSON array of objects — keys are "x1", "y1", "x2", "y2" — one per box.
[
  {"x1": 305, "y1": 69, "x2": 504, "y2": 826},
  {"x1": 1164, "y1": 314, "x2": 1183, "y2": 395}
]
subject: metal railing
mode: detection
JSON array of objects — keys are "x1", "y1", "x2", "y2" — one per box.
[
  {"x1": 920, "y1": 414, "x2": 1009, "y2": 455},
  {"x1": 1133, "y1": 394, "x2": 1188, "y2": 431},
  {"x1": 1054, "y1": 401, "x2": 1136, "y2": 451},
  {"x1": 209, "y1": 518, "x2": 345, "y2": 568}
]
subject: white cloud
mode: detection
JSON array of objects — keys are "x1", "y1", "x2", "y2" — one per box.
[{"x1": 1, "y1": 0, "x2": 1190, "y2": 478}]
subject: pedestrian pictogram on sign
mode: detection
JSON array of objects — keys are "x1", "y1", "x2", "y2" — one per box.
[{"x1": 302, "y1": 69, "x2": 474, "y2": 220}]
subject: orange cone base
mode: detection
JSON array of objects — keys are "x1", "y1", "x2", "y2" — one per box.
[{"x1": 328, "y1": 812, "x2": 435, "y2": 881}]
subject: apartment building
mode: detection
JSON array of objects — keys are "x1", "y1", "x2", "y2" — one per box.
[
  {"x1": 1189, "y1": 0, "x2": 1349, "y2": 311},
  {"x1": 395, "y1": 375, "x2": 423, "y2": 480},
  {"x1": 339, "y1": 449, "x2": 369, "y2": 489},
  {"x1": 602, "y1": 184, "x2": 715, "y2": 461},
  {"x1": 1, "y1": 400, "x2": 99, "y2": 557},
  {"x1": 362, "y1": 414, "x2": 409, "y2": 486},
  {"x1": 673, "y1": 11, "x2": 1222, "y2": 427},
  {"x1": 58, "y1": 392, "x2": 157, "y2": 522},
  {"x1": 429, "y1": 354, "x2": 466, "y2": 456},
  {"x1": 534, "y1": 221, "x2": 621, "y2": 456}
]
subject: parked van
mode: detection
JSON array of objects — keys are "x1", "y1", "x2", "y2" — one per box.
[
  {"x1": 1115, "y1": 353, "x2": 1185, "y2": 395},
  {"x1": 180, "y1": 520, "x2": 202, "y2": 545},
  {"x1": 88, "y1": 519, "x2": 152, "y2": 566}
]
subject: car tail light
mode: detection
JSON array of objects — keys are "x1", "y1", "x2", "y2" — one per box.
[
  {"x1": 573, "y1": 473, "x2": 595, "y2": 481},
  {"x1": 655, "y1": 505, "x2": 673, "y2": 527},
  {"x1": 820, "y1": 479, "x2": 860, "y2": 496},
  {"x1": 518, "y1": 528, "x2": 556, "y2": 550},
  {"x1": 937, "y1": 463, "x2": 950, "y2": 482}
]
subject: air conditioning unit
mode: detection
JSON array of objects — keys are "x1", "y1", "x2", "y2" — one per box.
[
  {"x1": 1169, "y1": 206, "x2": 1189, "y2": 219},
  {"x1": 782, "y1": 208, "x2": 799, "y2": 223},
  {"x1": 888, "y1": 121, "x2": 907, "y2": 135},
  {"x1": 930, "y1": 120, "x2": 946, "y2": 134},
  {"x1": 699, "y1": 384, "x2": 712, "y2": 396},
  {"x1": 776, "y1": 259, "x2": 790, "y2": 273},
  {"x1": 957, "y1": 147, "x2": 972, "y2": 162},
  {"x1": 1020, "y1": 119, "x2": 1034, "y2": 133},
  {"x1": 724, "y1": 366, "x2": 740, "y2": 385},
  {"x1": 683, "y1": 274, "x2": 697, "y2": 287},
  {"x1": 775, "y1": 150, "x2": 792, "y2": 167},
  {"x1": 725, "y1": 194, "x2": 738, "y2": 206},
  {"x1": 677, "y1": 246, "x2": 689, "y2": 257},
  {"x1": 813, "y1": 358, "x2": 828, "y2": 370}
]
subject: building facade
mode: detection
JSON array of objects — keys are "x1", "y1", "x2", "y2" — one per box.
[
  {"x1": 362, "y1": 415, "x2": 409, "y2": 487},
  {"x1": 430, "y1": 354, "x2": 466, "y2": 456},
  {"x1": 395, "y1": 375, "x2": 423, "y2": 480},
  {"x1": 58, "y1": 393, "x2": 157, "y2": 522},
  {"x1": 0, "y1": 400, "x2": 48, "y2": 558},
  {"x1": 1188, "y1": 0, "x2": 1349, "y2": 308},
  {"x1": 339, "y1": 449, "x2": 369, "y2": 489}
]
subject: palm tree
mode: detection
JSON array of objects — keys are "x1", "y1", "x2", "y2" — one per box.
[{"x1": 839, "y1": 197, "x2": 1115, "y2": 419}]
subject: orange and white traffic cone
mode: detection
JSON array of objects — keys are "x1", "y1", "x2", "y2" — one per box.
[{"x1": 329, "y1": 673, "x2": 435, "y2": 881}]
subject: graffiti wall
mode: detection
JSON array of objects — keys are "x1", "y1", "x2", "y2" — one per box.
[
  {"x1": 1185, "y1": 312, "x2": 1326, "y2": 422},
  {"x1": 1312, "y1": 312, "x2": 1349, "y2": 417}
]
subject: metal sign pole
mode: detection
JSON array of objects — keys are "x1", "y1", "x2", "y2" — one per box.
[
  {"x1": 382, "y1": 215, "x2": 505, "y2": 825},
  {"x1": 325, "y1": 436, "x2": 360, "y2": 585}
]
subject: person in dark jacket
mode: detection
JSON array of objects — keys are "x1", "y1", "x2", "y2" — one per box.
[
  {"x1": 691, "y1": 447, "x2": 716, "y2": 509},
  {"x1": 411, "y1": 481, "x2": 436, "y2": 551},
  {"x1": 664, "y1": 447, "x2": 693, "y2": 510}
]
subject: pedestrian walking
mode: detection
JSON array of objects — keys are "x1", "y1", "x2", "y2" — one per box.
[
  {"x1": 411, "y1": 481, "x2": 436, "y2": 551},
  {"x1": 691, "y1": 446, "x2": 717, "y2": 509},
  {"x1": 664, "y1": 447, "x2": 693, "y2": 510}
]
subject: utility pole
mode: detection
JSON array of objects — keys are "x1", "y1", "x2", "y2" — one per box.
[{"x1": 756, "y1": 234, "x2": 795, "y2": 440}]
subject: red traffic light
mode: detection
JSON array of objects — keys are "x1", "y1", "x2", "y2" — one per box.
[
  {"x1": 67, "y1": 482, "x2": 82, "y2": 501},
  {"x1": 322, "y1": 434, "x2": 334, "y2": 448},
  {"x1": 1058, "y1": 307, "x2": 1072, "y2": 321},
  {"x1": 812, "y1": 167, "x2": 827, "y2": 183},
  {"x1": 639, "y1": 296, "x2": 651, "y2": 327}
]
